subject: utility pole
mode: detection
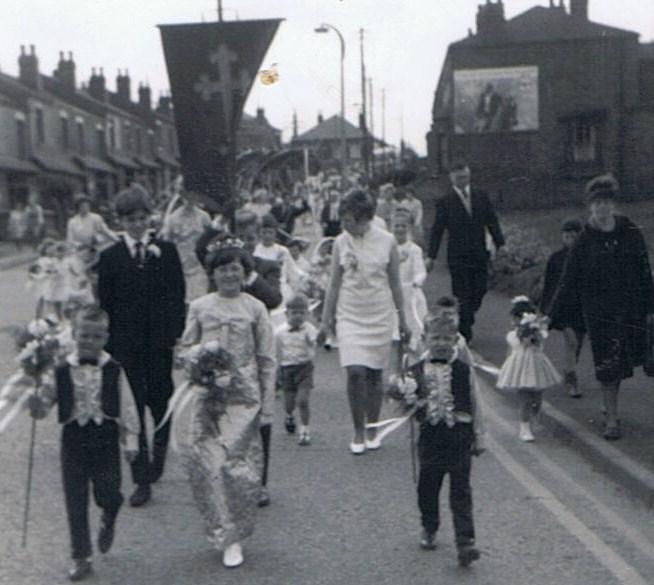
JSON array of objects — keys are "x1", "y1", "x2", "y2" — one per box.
[
  {"x1": 217, "y1": 0, "x2": 223, "y2": 21},
  {"x1": 381, "y1": 88, "x2": 386, "y2": 174},
  {"x1": 359, "y1": 28, "x2": 369, "y2": 181},
  {"x1": 368, "y1": 77, "x2": 374, "y2": 177}
]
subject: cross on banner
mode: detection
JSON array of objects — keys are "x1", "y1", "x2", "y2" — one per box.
[{"x1": 193, "y1": 44, "x2": 251, "y2": 131}]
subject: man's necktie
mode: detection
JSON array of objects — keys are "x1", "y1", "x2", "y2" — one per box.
[{"x1": 134, "y1": 241, "x2": 145, "y2": 267}]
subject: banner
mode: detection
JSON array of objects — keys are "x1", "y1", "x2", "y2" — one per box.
[{"x1": 159, "y1": 19, "x2": 282, "y2": 215}]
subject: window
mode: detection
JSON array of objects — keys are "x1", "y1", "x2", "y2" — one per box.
[
  {"x1": 108, "y1": 121, "x2": 116, "y2": 151},
  {"x1": 36, "y1": 108, "x2": 45, "y2": 143},
  {"x1": 572, "y1": 120, "x2": 597, "y2": 162},
  {"x1": 96, "y1": 128, "x2": 106, "y2": 156},
  {"x1": 77, "y1": 121, "x2": 85, "y2": 154},
  {"x1": 16, "y1": 120, "x2": 27, "y2": 159},
  {"x1": 136, "y1": 129, "x2": 142, "y2": 155},
  {"x1": 148, "y1": 131, "x2": 156, "y2": 157},
  {"x1": 61, "y1": 117, "x2": 69, "y2": 149}
]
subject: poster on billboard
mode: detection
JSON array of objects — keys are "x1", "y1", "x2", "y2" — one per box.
[{"x1": 453, "y1": 66, "x2": 539, "y2": 134}]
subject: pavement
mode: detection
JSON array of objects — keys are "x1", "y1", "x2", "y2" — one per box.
[{"x1": 0, "y1": 242, "x2": 37, "y2": 271}]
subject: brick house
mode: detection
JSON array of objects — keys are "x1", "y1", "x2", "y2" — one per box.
[{"x1": 426, "y1": 0, "x2": 654, "y2": 207}]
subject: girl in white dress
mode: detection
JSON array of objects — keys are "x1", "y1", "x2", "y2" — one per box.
[
  {"x1": 497, "y1": 296, "x2": 562, "y2": 442},
  {"x1": 254, "y1": 214, "x2": 305, "y2": 301},
  {"x1": 319, "y1": 191, "x2": 408, "y2": 454},
  {"x1": 390, "y1": 209, "x2": 428, "y2": 372}
]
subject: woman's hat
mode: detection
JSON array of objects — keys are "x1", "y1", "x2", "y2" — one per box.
[{"x1": 585, "y1": 173, "x2": 619, "y2": 203}]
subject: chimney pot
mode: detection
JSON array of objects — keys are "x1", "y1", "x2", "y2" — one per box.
[
  {"x1": 30, "y1": 45, "x2": 35, "y2": 55},
  {"x1": 20, "y1": 45, "x2": 25, "y2": 55}
]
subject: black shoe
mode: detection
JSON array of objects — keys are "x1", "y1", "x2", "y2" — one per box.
[
  {"x1": 285, "y1": 415, "x2": 296, "y2": 434},
  {"x1": 68, "y1": 558, "x2": 92, "y2": 582},
  {"x1": 150, "y1": 447, "x2": 167, "y2": 484},
  {"x1": 129, "y1": 484, "x2": 151, "y2": 508},
  {"x1": 420, "y1": 529, "x2": 437, "y2": 550},
  {"x1": 98, "y1": 512, "x2": 116, "y2": 554},
  {"x1": 457, "y1": 544, "x2": 480, "y2": 567}
]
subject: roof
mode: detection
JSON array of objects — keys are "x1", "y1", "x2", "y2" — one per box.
[
  {"x1": 293, "y1": 114, "x2": 381, "y2": 143},
  {"x1": 451, "y1": 6, "x2": 638, "y2": 48}
]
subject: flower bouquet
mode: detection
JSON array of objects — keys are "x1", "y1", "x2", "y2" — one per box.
[
  {"x1": 0, "y1": 317, "x2": 62, "y2": 433},
  {"x1": 517, "y1": 312, "x2": 549, "y2": 346}
]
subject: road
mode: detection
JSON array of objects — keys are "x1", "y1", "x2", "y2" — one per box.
[{"x1": 2, "y1": 260, "x2": 654, "y2": 585}]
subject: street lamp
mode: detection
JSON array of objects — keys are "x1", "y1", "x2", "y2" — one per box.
[{"x1": 314, "y1": 23, "x2": 347, "y2": 180}]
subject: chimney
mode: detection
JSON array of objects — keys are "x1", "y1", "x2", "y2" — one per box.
[
  {"x1": 317, "y1": 112, "x2": 324, "y2": 125},
  {"x1": 256, "y1": 107, "x2": 265, "y2": 122},
  {"x1": 292, "y1": 110, "x2": 298, "y2": 139},
  {"x1": 157, "y1": 93, "x2": 172, "y2": 115},
  {"x1": 116, "y1": 69, "x2": 131, "y2": 103},
  {"x1": 476, "y1": 0, "x2": 506, "y2": 38},
  {"x1": 570, "y1": 0, "x2": 588, "y2": 19},
  {"x1": 138, "y1": 83, "x2": 151, "y2": 112},
  {"x1": 88, "y1": 67, "x2": 107, "y2": 102},
  {"x1": 18, "y1": 44, "x2": 42, "y2": 91},
  {"x1": 54, "y1": 50, "x2": 76, "y2": 92}
]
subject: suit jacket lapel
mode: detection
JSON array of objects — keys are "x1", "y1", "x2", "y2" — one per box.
[{"x1": 451, "y1": 189, "x2": 472, "y2": 219}]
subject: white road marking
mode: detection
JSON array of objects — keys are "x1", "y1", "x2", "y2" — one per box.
[{"x1": 479, "y1": 373, "x2": 653, "y2": 584}]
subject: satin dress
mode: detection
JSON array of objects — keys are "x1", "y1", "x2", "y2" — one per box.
[{"x1": 181, "y1": 292, "x2": 276, "y2": 549}]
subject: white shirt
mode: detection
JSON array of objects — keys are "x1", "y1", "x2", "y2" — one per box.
[
  {"x1": 454, "y1": 186, "x2": 472, "y2": 215},
  {"x1": 38, "y1": 350, "x2": 140, "y2": 451},
  {"x1": 122, "y1": 232, "x2": 151, "y2": 260},
  {"x1": 274, "y1": 321, "x2": 318, "y2": 366}
]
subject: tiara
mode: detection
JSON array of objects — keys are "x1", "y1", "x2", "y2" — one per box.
[
  {"x1": 206, "y1": 236, "x2": 245, "y2": 256},
  {"x1": 511, "y1": 295, "x2": 531, "y2": 305}
]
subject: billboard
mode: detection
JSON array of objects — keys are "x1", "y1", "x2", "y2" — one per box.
[{"x1": 453, "y1": 66, "x2": 539, "y2": 134}]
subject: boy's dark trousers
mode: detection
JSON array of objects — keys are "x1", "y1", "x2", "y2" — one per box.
[
  {"x1": 61, "y1": 420, "x2": 123, "y2": 560},
  {"x1": 121, "y1": 348, "x2": 174, "y2": 486},
  {"x1": 417, "y1": 421, "x2": 475, "y2": 547}
]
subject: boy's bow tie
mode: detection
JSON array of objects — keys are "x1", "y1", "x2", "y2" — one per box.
[
  {"x1": 288, "y1": 325, "x2": 303, "y2": 332},
  {"x1": 430, "y1": 358, "x2": 449, "y2": 364},
  {"x1": 79, "y1": 357, "x2": 99, "y2": 366}
]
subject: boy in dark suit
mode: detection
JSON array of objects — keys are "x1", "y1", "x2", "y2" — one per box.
[
  {"x1": 29, "y1": 307, "x2": 140, "y2": 581},
  {"x1": 98, "y1": 185, "x2": 186, "y2": 507},
  {"x1": 426, "y1": 160, "x2": 504, "y2": 342},
  {"x1": 409, "y1": 303, "x2": 485, "y2": 567}
]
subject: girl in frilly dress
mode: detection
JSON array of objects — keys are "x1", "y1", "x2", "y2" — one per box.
[{"x1": 497, "y1": 296, "x2": 562, "y2": 442}]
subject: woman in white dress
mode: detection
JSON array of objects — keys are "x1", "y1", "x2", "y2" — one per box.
[
  {"x1": 161, "y1": 191, "x2": 212, "y2": 301},
  {"x1": 319, "y1": 190, "x2": 408, "y2": 454}
]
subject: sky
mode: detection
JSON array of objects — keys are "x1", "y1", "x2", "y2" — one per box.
[{"x1": 2, "y1": 1, "x2": 654, "y2": 155}]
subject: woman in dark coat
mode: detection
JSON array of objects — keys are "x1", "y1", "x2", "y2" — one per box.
[{"x1": 550, "y1": 175, "x2": 654, "y2": 440}]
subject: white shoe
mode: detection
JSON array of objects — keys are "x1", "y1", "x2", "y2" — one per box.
[
  {"x1": 223, "y1": 542, "x2": 243, "y2": 568},
  {"x1": 519, "y1": 423, "x2": 535, "y2": 442},
  {"x1": 365, "y1": 436, "x2": 382, "y2": 450},
  {"x1": 350, "y1": 441, "x2": 366, "y2": 455},
  {"x1": 298, "y1": 426, "x2": 311, "y2": 446}
]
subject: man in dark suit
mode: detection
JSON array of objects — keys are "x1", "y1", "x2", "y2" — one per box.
[
  {"x1": 426, "y1": 161, "x2": 504, "y2": 342},
  {"x1": 98, "y1": 185, "x2": 186, "y2": 507}
]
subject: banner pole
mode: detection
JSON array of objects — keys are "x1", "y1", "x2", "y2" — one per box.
[{"x1": 21, "y1": 417, "x2": 38, "y2": 548}]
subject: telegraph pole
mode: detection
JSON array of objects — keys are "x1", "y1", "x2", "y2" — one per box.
[
  {"x1": 368, "y1": 77, "x2": 375, "y2": 177},
  {"x1": 381, "y1": 88, "x2": 386, "y2": 174},
  {"x1": 217, "y1": 0, "x2": 223, "y2": 21},
  {"x1": 359, "y1": 28, "x2": 369, "y2": 181}
]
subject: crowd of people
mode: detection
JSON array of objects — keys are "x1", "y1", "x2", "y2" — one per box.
[{"x1": 8, "y1": 161, "x2": 654, "y2": 581}]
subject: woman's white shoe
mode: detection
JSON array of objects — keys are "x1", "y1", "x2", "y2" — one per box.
[
  {"x1": 365, "y1": 436, "x2": 382, "y2": 450},
  {"x1": 350, "y1": 441, "x2": 366, "y2": 455},
  {"x1": 519, "y1": 423, "x2": 535, "y2": 442},
  {"x1": 223, "y1": 543, "x2": 244, "y2": 568}
]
